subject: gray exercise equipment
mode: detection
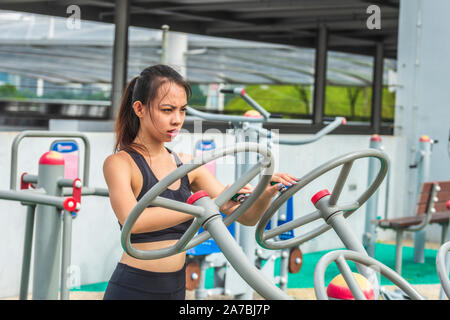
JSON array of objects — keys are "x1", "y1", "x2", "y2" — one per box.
[
  {"x1": 363, "y1": 134, "x2": 385, "y2": 257},
  {"x1": 254, "y1": 149, "x2": 388, "y2": 298},
  {"x1": 121, "y1": 141, "x2": 443, "y2": 300},
  {"x1": 0, "y1": 131, "x2": 109, "y2": 300},
  {"x1": 186, "y1": 87, "x2": 345, "y2": 298},
  {"x1": 366, "y1": 135, "x2": 439, "y2": 276},
  {"x1": 313, "y1": 250, "x2": 424, "y2": 300},
  {"x1": 411, "y1": 136, "x2": 435, "y2": 263},
  {"x1": 436, "y1": 241, "x2": 450, "y2": 299},
  {"x1": 121, "y1": 145, "x2": 392, "y2": 300},
  {"x1": 119, "y1": 136, "x2": 448, "y2": 300},
  {"x1": 244, "y1": 116, "x2": 345, "y2": 146},
  {"x1": 255, "y1": 149, "x2": 389, "y2": 251},
  {"x1": 121, "y1": 142, "x2": 294, "y2": 300}
]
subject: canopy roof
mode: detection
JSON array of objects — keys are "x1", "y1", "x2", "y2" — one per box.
[
  {"x1": 0, "y1": 0, "x2": 399, "y2": 58},
  {"x1": 0, "y1": 9, "x2": 396, "y2": 87}
]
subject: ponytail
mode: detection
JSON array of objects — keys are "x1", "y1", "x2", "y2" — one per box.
[{"x1": 114, "y1": 76, "x2": 140, "y2": 153}]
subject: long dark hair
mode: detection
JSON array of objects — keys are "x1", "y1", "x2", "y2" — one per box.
[{"x1": 114, "y1": 64, "x2": 191, "y2": 153}]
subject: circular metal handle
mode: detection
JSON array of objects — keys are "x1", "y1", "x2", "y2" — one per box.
[
  {"x1": 121, "y1": 142, "x2": 274, "y2": 260},
  {"x1": 256, "y1": 149, "x2": 389, "y2": 250},
  {"x1": 436, "y1": 241, "x2": 450, "y2": 298},
  {"x1": 314, "y1": 250, "x2": 424, "y2": 300}
]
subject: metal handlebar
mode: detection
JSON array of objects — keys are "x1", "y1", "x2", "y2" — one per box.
[
  {"x1": 256, "y1": 149, "x2": 389, "y2": 250},
  {"x1": 186, "y1": 87, "x2": 270, "y2": 123},
  {"x1": 186, "y1": 106, "x2": 265, "y2": 123},
  {"x1": 189, "y1": 87, "x2": 345, "y2": 144},
  {"x1": 219, "y1": 89, "x2": 235, "y2": 94},
  {"x1": 220, "y1": 87, "x2": 271, "y2": 120},
  {"x1": 121, "y1": 143, "x2": 275, "y2": 260},
  {"x1": 252, "y1": 116, "x2": 346, "y2": 146},
  {"x1": 436, "y1": 241, "x2": 450, "y2": 298}
]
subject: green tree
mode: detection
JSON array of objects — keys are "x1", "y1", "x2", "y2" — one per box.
[
  {"x1": 346, "y1": 87, "x2": 363, "y2": 118},
  {"x1": 0, "y1": 84, "x2": 23, "y2": 98}
]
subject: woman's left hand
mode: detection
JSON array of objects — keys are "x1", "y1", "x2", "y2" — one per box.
[
  {"x1": 218, "y1": 173, "x2": 299, "y2": 214},
  {"x1": 264, "y1": 172, "x2": 300, "y2": 197}
]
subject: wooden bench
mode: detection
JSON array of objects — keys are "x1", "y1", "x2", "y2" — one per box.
[{"x1": 375, "y1": 181, "x2": 450, "y2": 274}]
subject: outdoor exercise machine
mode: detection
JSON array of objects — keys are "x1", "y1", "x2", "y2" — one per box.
[
  {"x1": 313, "y1": 250, "x2": 423, "y2": 300},
  {"x1": 316, "y1": 238, "x2": 450, "y2": 300},
  {"x1": 410, "y1": 135, "x2": 437, "y2": 264},
  {"x1": 257, "y1": 136, "x2": 448, "y2": 300},
  {"x1": 255, "y1": 146, "x2": 391, "y2": 299},
  {"x1": 122, "y1": 142, "x2": 293, "y2": 300},
  {"x1": 364, "y1": 135, "x2": 438, "y2": 257},
  {"x1": 363, "y1": 134, "x2": 386, "y2": 257},
  {"x1": 0, "y1": 131, "x2": 108, "y2": 300},
  {"x1": 185, "y1": 139, "x2": 238, "y2": 296},
  {"x1": 436, "y1": 240, "x2": 450, "y2": 299},
  {"x1": 121, "y1": 142, "x2": 430, "y2": 300},
  {"x1": 185, "y1": 87, "x2": 344, "y2": 299},
  {"x1": 230, "y1": 91, "x2": 345, "y2": 295},
  {"x1": 367, "y1": 135, "x2": 450, "y2": 300}
]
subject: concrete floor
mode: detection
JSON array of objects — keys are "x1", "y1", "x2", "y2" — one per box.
[
  {"x1": 4, "y1": 284, "x2": 445, "y2": 300},
  {"x1": 3, "y1": 240, "x2": 447, "y2": 300}
]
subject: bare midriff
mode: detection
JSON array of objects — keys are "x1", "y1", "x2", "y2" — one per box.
[{"x1": 120, "y1": 239, "x2": 186, "y2": 272}]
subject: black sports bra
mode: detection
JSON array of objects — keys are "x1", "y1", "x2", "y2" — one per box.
[{"x1": 119, "y1": 147, "x2": 193, "y2": 243}]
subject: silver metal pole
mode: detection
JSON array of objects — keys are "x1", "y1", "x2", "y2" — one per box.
[
  {"x1": 413, "y1": 136, "x2": 432, "y2": 263},
  {"x1": 60, "y1": 210, "x2": 73, "y2": 300},
  {"x1": 279, "y1": 248, "x2": 289, "y2": 291},
  {"x1": 161, "y1": 24, "x2": 169, "y2": 64},
  {"x1": 316, "y1": 196, "x2": 380, "y2": 298},
  {"x1": 0, "y1": 190, "x2": 65, "y2": 208},
  {"x1": 19, "y1": 205, "x2": 36, "y2": 300},
  {"x1": 395, "y1": 230, "x2": 404, "y2": 274},
  {"x1": 363, "y1": 134, "x2": 383, "y2": 257},
  {"x1": 328, "y1": 213, "x2": 368, "y2": 257},
  {"x1": 203, "y1": 215, "x2": 292, "y2": 300},
  {"x1": 330, "y1": 213, "x2": 380, "y2": 298},
  {"x1": 335, "y1": 254, "x2": 367, "y2": 300},
  {"x1": 32, "y1": 154, "x2": 65, "y2": 299},
  {"x1": 236, "y1": 121, "x2": 261, "y2": 300}
]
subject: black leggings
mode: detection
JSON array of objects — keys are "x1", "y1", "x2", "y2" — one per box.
[{"x1": 103, "y1": 263, "x2": 186, "y2": 300}]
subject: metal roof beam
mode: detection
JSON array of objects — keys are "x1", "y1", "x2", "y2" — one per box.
[
  {"x1": 132, "y1": 0, "x2": 365, "y2": 12},
  {"x1": 0, "y1": 0, "x2": 50, "y2": 3},
  {"x1": 53, "y1": 0, "x2": 115, "y2": 8},
  {"x1": 206, "y1": 17, "x2": 397, "y2": 34},
  {"x1": 234, "y1": 6, "x2": 397, "y2": 20},
  {"x1": 133, "y1": 0, "x2": 257, "y2": 4}
]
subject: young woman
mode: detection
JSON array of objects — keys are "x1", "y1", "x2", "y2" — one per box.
[{"x1": 102, "y1": 64, "x2": 299, "y2": 300}]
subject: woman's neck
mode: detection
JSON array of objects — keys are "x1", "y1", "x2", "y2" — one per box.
[{"x1": 135, "y1": 132, "x2": 166, "y2": 158}]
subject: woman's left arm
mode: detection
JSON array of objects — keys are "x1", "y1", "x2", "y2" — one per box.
[{"x1": 180, "y1": 153, "x2": 299, "y2": 226}]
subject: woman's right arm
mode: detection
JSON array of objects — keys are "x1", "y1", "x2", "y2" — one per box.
[{"x1": 103, "y1": 154, "x2": 194, "y2": 234}]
